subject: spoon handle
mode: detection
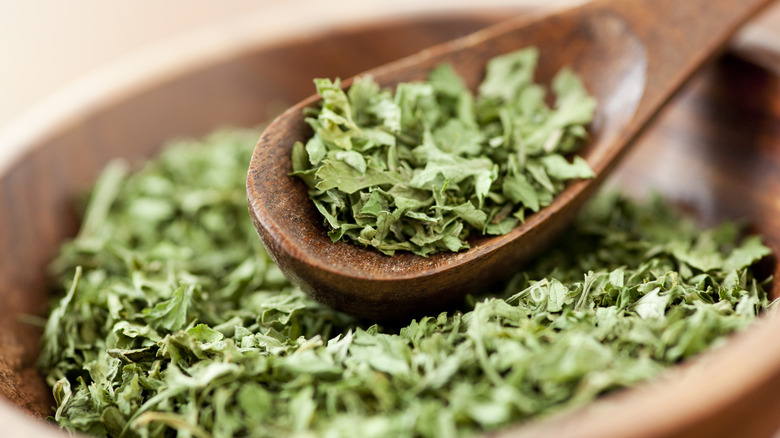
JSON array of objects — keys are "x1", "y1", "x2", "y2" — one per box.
[{"x1": 607, "y1": 0, "x2": 774, "y2": 130}]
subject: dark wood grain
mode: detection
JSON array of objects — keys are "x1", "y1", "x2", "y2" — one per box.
[
  {"x1": 247, "y1": 0, "x2": 773, "y2": 320},
  {"x1": 4, "y1": 6, "x2": 780, "y2": 438}
]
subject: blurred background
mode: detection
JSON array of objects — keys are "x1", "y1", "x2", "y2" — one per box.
[
  {"x1": 0, "y1": 0, "x2": 587, "y2": 138},
  {"x1": 4, "y1": 0, "x2": 780, "y2": 140},
  {"x1": 0, "y1": 0, "x2": 266, "y2": 131}
]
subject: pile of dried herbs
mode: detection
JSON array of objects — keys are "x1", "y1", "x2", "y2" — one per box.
[
  {"x1": 40, "y1": 128, "x2": 774, "y2": 438},
  {"x1": 292, "y1": 47, "x2": 597, "y2": 256}
]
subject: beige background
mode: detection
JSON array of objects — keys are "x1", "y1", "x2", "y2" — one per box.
[
  {"x1": 0, "y1": 0, "x2": 585, "y2": 139},
  {"x1": 0, "y1": 0, "x2": 271, "y2": 131},
  {"x1": 3, "y1": 0, "x2": 780, "y2": 138}
]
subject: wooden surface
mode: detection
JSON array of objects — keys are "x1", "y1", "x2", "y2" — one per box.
[
  {"x1": 3, "y1": 4, "x2": 780, "y2": 438},
  {"x1": 247, "y1": 0, "x2": 773, "y2": 320}
]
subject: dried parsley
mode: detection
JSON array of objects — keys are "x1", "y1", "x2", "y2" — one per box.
[
  {"x1": 40, "y1": 128, "x2": 775, "y2": 438},
  {"x1": 291, "y1": 47, "x2": 597, "y2": 256}
]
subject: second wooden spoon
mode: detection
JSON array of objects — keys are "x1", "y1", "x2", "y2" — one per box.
[{"x1": 247, "y1": 0, "x2": 773, "y2": 320}]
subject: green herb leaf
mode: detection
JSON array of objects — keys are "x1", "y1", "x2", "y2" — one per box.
[
  {"x1": 41, "y1": 128, "x2": 775, "y2": 438},
  {"x1": 294, "y1": 47, "x2": 596, "y2": 256}
]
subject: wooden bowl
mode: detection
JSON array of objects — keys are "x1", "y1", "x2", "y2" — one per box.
[{"x1": 2, "y1": 5, "x2": 780, "y2": 437}]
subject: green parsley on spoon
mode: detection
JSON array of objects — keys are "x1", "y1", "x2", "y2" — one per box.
[{"x1": 247, "y1": 0, "x2": 772, "y2": 320}]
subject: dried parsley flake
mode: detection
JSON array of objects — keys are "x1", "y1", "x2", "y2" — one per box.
[
  {"x1": 40, "y1": 128, "x2": 774, "y2": 438},
  {"x1": 292, "y1": 47, "x2": 597, "y2": 256}
]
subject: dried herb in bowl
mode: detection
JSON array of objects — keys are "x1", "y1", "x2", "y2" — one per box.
[
  {"x1": 40, "y1": 128, "x2": 775, "y2": 438},
  {"x1": 291, "y1": 47, "x2": 597, "y2": 256}
]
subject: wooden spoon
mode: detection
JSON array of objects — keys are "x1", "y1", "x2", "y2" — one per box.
[{"x1": 247, "y1": 0, "x2": 772, "y2": 320}]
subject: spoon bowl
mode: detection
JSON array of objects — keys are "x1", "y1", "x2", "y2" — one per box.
[{"x1": 248, "y1": 0, "x2": 772, "y2": 319}]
